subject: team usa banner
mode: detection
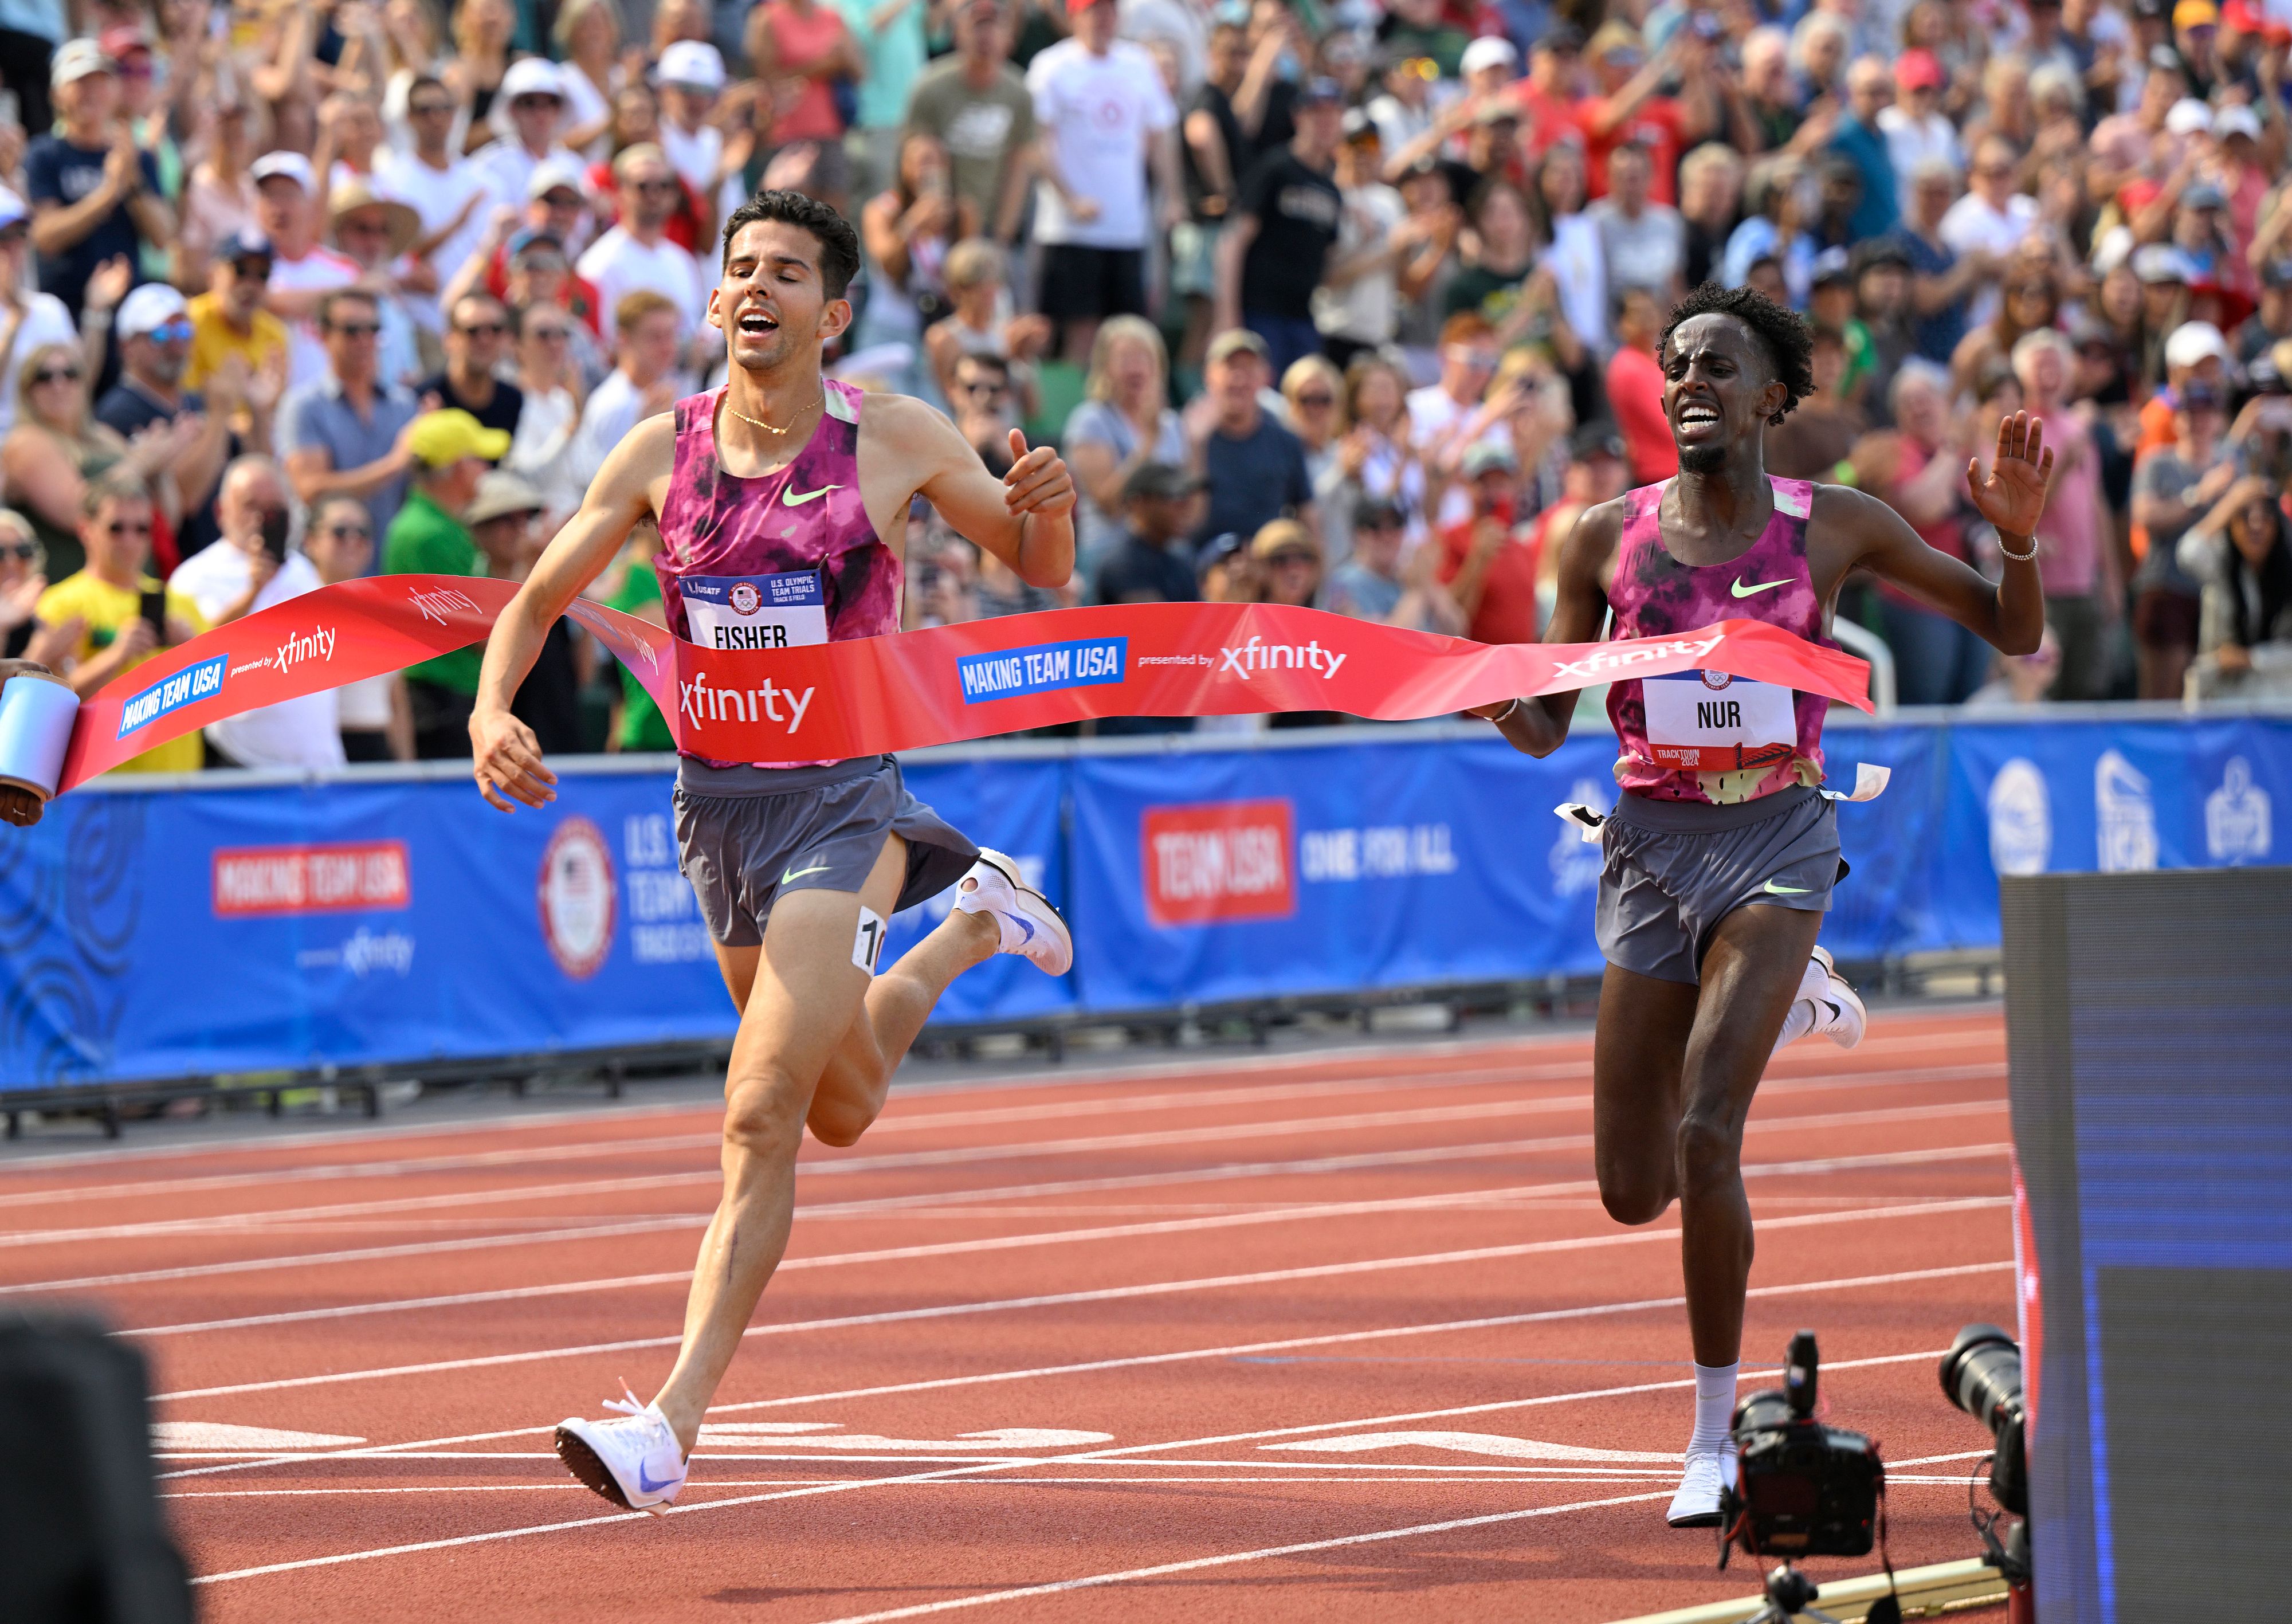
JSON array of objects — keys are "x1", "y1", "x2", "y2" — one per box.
[{"x1": 17, "y1": 574, "x2": 1877, "y2": 794}]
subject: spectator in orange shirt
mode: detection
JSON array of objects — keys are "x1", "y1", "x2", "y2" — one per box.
[
  {"x1": 1607, "y1": 285, "x2": 1677, "y2": 487},
  {"x1": 1437, "y1": 440, "x2": 1540, "y2": 644},
  {"x1": 1573, "y1": 21, "x2": 1721, "y2": 203}
]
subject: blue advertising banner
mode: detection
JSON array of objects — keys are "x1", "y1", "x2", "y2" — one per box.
[{"x1": 1, "y1": 711, "x2": 2286, "y2": 1090}]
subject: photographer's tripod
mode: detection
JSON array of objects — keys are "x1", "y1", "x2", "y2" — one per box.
[{"x1": 1741, "y1": 1562, "x2": 1840, "y2": 1624}]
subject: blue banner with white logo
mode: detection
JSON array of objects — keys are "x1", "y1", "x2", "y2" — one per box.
[{"x1": 0, "y1": 713, "x2": 2286, "y2": 1090}]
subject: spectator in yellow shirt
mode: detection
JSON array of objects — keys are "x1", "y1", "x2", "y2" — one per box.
[
  {"x1": 33, "y1": 473, "x2": 209, "y2": 774},
  {"x1": 185, "y1": 231, "x2": 289, "y2": 437}
]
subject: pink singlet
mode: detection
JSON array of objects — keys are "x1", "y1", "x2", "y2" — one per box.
[
  {"x1": 1604, "y1": 477, "x2": 1832, "y2": 807},
  {"x1": 657, "y1": 379, "x2": 898, "y2": 765}
]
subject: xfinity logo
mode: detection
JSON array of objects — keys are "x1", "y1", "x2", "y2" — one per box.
[
  {"x1": 408, "y1": 585, "x2": 482, "y2": 625},
  {"x1": 1219, "y1": 637, "x2": 1347, "y2": 678},
  {"x1": 1551, "y1": 633, "x2": 1728, "y2": 684},
  {"x1": 236, "y1": 625, "x2": 337, "y2": 676},
  {"x1": 680, "y1": 670, "x2": 815, "y2": 732}
]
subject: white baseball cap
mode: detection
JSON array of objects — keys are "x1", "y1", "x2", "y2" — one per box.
[
  {"x1": 2215, "y1": 103, "x2": 2263, "y2": 141},
  {"x1": 500, "y1": 57, "x2": 564, "y2": 101},
  {"x1": 527, "y1": 154, "x2": 591, "y2": 201},
  {"x1": 658, "y1": 39, "x2": 727, "y2": 90},
  {"x1": 250, "y1": 150, "x2": 317, "y2": 193},
  {"x1": 2165, "y1": 97, "x2": 2215, "y2": 136},
  {"x1": 1459, "y1": 36, "x2": 1519, "y2": 76},
  {"x1": 2165, "y1": 319, "x2": 2232, "y2": 370},
  {"x1": 117, "y1": 282, "x2": 189, "y2": 340},
  {"x1": 50, "y1": 38, "x2": 112, "y2": 88}
]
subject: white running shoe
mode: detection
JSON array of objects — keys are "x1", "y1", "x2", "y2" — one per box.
[
  {"x1": 955, "y1": 847, "x2": 1073, "y2": 975},
  {"x1": 555, "y1": 1383, "x2": 687, "y2": 1512},
  {"x1": 1806, "y1": 944, "x2": 1867, "y2": 1049},
  {"x1": 1666, "y1": 1441, "x2": 1740, "y2": 1529}
]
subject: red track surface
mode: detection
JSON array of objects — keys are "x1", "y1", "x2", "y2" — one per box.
[{"x1": 9, "y1": 1009, "x2": 2015, "y2": 1622}]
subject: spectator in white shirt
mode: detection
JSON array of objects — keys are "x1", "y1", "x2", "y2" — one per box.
[
  {"x1": 576, "y1": 144, "x2": 711, "y2": 354},
  {"x1": 1941, "y1": 135, "x2": 2041, "y2": 328},
  {"x1": 566, "y1": 289, "x2": 684, "y2": 496},
  {"x1": 1026, "y1": 0, "x2": 1183, "y2": 362},
  {"x1": 170, "y1": 456, "x2": 347, "y2": 770},
  {"x1": 1878, "y1": 52, "x2": 1963, "y2": 203},
  {"x1": 655, "y1": 40, "x2": 750, "y2": 229},
  {"x1": 470, "y1": 58, "x2": 582, "y2": 223},
  {"x1": 504, "y1": 303, "x2": 589, "y2": 521},
  {"x1": 303, "y1": 492, "x2": 411, "y2": 760},
  {"x1": 376, "y1": 75, "x2": 496, "y2": 338},
  {"x1": 251, "y1": 152, "x2": 361, "y2": 394}
]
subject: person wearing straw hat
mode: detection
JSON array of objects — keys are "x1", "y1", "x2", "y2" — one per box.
[{"x1": 327, "y1": 178, "x2": 425, "y2": 390}]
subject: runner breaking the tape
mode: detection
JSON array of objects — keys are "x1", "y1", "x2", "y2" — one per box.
[
  {"x1": 1468, "y1": 283, "x2": 2054, "y2": 1530},
  {"x1": 466, "y1": 190, "x2": 1077, "y2": 1512}
]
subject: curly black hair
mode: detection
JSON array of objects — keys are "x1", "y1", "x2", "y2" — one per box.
[
  {"x1": 720, "y1": 189, "x2": 862, "y2": 301},
  {"x1": 1657, "y1": 283, "x2": 1816, "y2": 427}
]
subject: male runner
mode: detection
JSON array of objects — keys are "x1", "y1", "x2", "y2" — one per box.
[
  {"x1": 467, "y1": 190, "x2": 1079, "y2": 1511},
  {"x1": 1470, "y1": 283, "x2": 2053, "y2": 1527}
]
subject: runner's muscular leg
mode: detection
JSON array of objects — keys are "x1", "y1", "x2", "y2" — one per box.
[
  {"x1": 1671, "y1": 902, "x2": 1826, "y2": 1367},
  {"x1": 649, "y1": 841, "x2": 917, "y2": 1454},
  {"x1": 1592, "y1": 964, "x2": 1701, "y2": 1226}
]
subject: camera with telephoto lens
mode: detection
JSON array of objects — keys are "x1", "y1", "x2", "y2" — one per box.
[
  {"x1": 1718, "y1": 1331, "x2": 1887, "y2": 1569},
  {"x1": 1938, "y1": 1324, "x2": 2032, "y2": 1594}
]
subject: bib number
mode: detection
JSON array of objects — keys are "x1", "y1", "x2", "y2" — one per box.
[
  {"x1": 1642, "y1": 671, "x2": 1798, "y2": 771},
  {"x1": 680, "y1": 571, "x2": 828, "y2": 650}
]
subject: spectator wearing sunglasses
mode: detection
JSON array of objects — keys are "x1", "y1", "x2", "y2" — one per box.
[
  {"x1": 577, "y1": 144, "x2": 710, "y2": 347},
  {"x1": 278, "y1": 288, "x2": 424, "y2": 545},
  {"x1": 97, "y1": 282, "x2": 237, "y2": 560},
  {"x1": 421, "y1": 293, "x2": 524, "y2": 449},
  {"x1": 4, "y1": 340, "x2": 189, "y2": 580},
  {"x1": 0, "y1": 187, "x2": 78, "y2": 439},
  {"x1": 32, "y1": 474, "x2": 206, "y2": 773},
  {"x1": 306, "y1": 494, "x2": 412, "y2": 760}
]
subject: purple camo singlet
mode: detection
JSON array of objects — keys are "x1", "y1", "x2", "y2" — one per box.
[
  {"x1": 1604, "y1": 477, "x2": 1831, "y2": 807},
  {"x1": 657, "y1": 379, "x2": 898, "y2": 766}
]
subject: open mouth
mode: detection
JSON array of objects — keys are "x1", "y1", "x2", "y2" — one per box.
[
  {"x1": 735, "y1": 308, "x2": 778, "y2": 338},
  {"x1": 1675, "y1": 401, "x2": 1721, "y2": 436}
]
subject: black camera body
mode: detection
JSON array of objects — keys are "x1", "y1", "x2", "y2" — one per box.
[
  {"x1": 1938, "y1": 1323, "x2": 2026, "y2": 1517},
  {"x1": 1720, "y1": 1332, "x2": 1886, "y2": 1565}
]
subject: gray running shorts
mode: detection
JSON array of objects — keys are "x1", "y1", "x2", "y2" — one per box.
[
  {"x1": 673, "y1": 755, "x2": 979, "y2": 948},
  {"x1": 1594, "y1": 784, "x2": 1846, "y2": 986}
]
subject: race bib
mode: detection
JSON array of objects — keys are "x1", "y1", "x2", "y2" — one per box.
[
  {"x1": 679, "y1": 571, "x2": 828, "y2": 651},
  {"x1": 1642, "y1": 670, "x2": 1798, "y2": 771}
]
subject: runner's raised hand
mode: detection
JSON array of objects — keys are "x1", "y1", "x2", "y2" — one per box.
[
  {"x1": 1967, "y1": 410, "x2": 2055, "y2": 542},
  {"x1": 1002, "y1": 428, "x2": 1076, "y2": 519}
]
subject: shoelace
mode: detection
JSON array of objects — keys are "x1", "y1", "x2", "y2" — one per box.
[{"x1": 601, "y1": 1378, "x2": 660, "y2": 1431}]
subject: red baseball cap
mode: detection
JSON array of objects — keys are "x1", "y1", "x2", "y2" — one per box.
[
  {"x1": 1895, "y1": 49, "x2": 1945, "y2": 90},
  {"x1": 1065, "y1": 0, "x2": 1105, "y2": 13}
]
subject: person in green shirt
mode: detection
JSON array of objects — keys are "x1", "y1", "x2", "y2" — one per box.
[
  {"x1": 601, "y1": 534, "x2": 674, "y2": 752},
  {"x1": 382, "y1": 409, "x2": 509, "y2": 758}
]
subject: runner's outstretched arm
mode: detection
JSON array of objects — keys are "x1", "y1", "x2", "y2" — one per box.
[
  {"x1": 885, "y1": 395, "x2": 1076, "y2": 589},
  {"x1": 469, "y1": 414, "x2": 674, "y2": 812},
  {"x1": 1471, "y1": 497, "x2": 1624, "y2": 757},
  {"x1": 1834, "y1": 409, "x2": 2053, "y2": 655}
]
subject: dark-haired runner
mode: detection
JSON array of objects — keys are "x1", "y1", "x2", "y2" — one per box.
[
  {"x1": 469, "y1": 191, "x2": 1079, "y2": 1511},
  {"x1": 1471, "y1": 284, "x2": 2055, "y2": 1528}
]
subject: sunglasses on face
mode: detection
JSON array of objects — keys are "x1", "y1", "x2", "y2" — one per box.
[
  {"x1": 516, "y1": 254, "x2": 568, "y2": 273},
  {"x1": 1294, "y1": 391, "x2": 1336, "y2": 407},
  {"x1": 32, "y1": 367, "x2": 80, "y2": 385},
  {"x1": 329, "y1": 321, "x2": 381, "y2": 338},
  {"x1": 104, "y1": 519, "x2": 152, "y2": 536},
  {"x1": 457, "y1": 320, "x2": 507, "y2": 337},
  {"x1": 410, "y1": 100, "x2": 454, "y2": 116},
  {"x1": 528, "y1": 325, "x2": 570, "y2": 341},
  {"x1": 324, "y1": 521, "x2": 372, "y2": 540},
  {"x1": 629, "y1": 177, "x2": 678, "y2": 194},
  {"x1": 959, "y1": 379, "x2": 1008, "y2": 394},
  {"x1": 0, "y1": 541, "x2": 39, "y2": 561},
  {"x1": 512, "y1": 94, "x2": 563, "y2": 111},
  {"x1": 231, "y1": 257, "x2": 273, "y2": 277},
  {"x1": 146, "y1": 318, "x2": 194, "y2": 343},
  {"x1": 0, "y1": 225, "x2": 27, "y2": 246}
]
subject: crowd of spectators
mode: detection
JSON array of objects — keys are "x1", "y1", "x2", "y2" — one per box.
[{"x1": 7, "y1": 0, "x2": 2292, "y2": 771}]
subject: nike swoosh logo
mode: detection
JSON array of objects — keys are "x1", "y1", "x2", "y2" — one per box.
[
  {"x1": 783, "y1": 484, "x2": 842, "y2": 507},
  {"x1": 1764, "y1": 880, "x2": 1812, "y2": 895},
  {"x1": 1012, "y1": 914, "x2": 1035, "y2": 944},
  {"x1": 1732, "y1": 577, "x2": 1791, "y2": 598},
  {"x1": 782, "y1": 863, "x2": 833, "y2": 884},
  {"x1": 635, "y1": 1462, "x2": 678, "y2": 1494}
]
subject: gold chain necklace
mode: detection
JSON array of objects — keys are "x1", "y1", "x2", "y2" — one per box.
[{"x1": 726, "y1": 391, "x2": 825, "y2": 437}]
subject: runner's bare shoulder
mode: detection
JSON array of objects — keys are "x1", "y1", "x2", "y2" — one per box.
[
  {"x1": 590, "y1": 411, "x2": 679, "y2": 519},
  {"x1": 1557, "y1": 495, "x2": 1629, "y2": 593}
]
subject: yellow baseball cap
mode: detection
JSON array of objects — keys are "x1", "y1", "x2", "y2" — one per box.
[
  {"x1": 2175, "y1": 0, "x2": 2219, "y2": 25},
  {"x1": 407, "y1": 408, "x2": 511, "y2": 468}
]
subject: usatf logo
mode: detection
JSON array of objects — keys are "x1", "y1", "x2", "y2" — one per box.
[
  {"x1": 957, "y1": 637, "x2": 1127, "y2": 703},
  {"x1": 407, "y1": 585, "x2": 482, "y2": 625},
  {"x1": 680, "y1": 670, "x2": 816, "y2": 732},
  {"x1": 1551, "y1": 632, "x2": 1728, "y2": 684},
  {"x1": 1218, "y1": 637, "x2": 1347, "y2": 678},
  {"x1": 233, "y1": 625, "x2": 337, "y2": 677},
  {"x1": 1141, "y1": 798, "x2": 1296, "y2": 928},
  {"x1": 117, "y1": 654, "x2": 227, "y2": 739}
]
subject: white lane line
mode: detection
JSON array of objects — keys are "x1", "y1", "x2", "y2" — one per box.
[
  {"x1": 188, "y1": 1342, "x2": 1968, "y2": 1585},
  {"x1": 150, "y1": 1198, "x2": 2007, "y2": 1401},
  {"x1": 10, "y1": 1088, "x2": 2005, "y2": 1298},
  {"x1": 126, "y1": 1141, "x2": 2009, "y2": 1337},
  {"x1": 2, "y1": 1027, "x2": 2003, "y2": 1211},
  {"x1": 156, "y1": 1258, "x2": 2010, "y2": 1482},
  {"x1": 0, "y1": 1068, "x2": 2004, "y2": 1253}
]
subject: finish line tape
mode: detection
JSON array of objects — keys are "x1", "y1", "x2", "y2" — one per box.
[{"x1": 2, "y1": 575, "x2": 1874, "y2": 797}]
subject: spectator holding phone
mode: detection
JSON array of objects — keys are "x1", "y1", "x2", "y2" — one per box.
[
  {"x1": 170, "y1": 454, "x2": 345, "y2": 769},
  {"x1": 30, "y1": 473, "x2": 205, "y2": 772}
]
